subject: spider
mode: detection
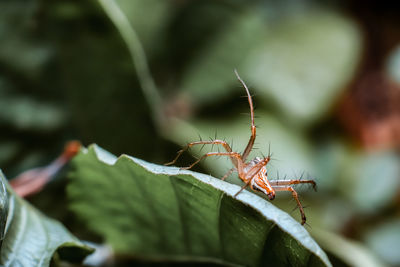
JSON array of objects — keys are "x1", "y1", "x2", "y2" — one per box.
[{"x1": 166, "y1": 70, "x2": 316, "y2": 225}]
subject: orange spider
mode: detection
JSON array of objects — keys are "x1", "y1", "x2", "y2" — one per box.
[{"x1": 166, "y1": 70, "x2": 316, "y2": 225}]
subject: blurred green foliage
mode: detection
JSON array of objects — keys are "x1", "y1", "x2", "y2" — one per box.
[{"x1": 1, "y1": 0, "x2": 399, "y2": 266}]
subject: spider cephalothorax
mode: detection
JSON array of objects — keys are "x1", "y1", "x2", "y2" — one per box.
[{"x1": 166, "y1": 70, "x2": 316, "y2": 225}]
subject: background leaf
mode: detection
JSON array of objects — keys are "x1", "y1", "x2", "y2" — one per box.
[
  {"x1": 312, "y1": 228, "x2": 386, "y2": 267},
  {"x1": 244, "y1": 9, "x2": 361, "y2": 126},
  {"x1": 179, "y1": 7, "x2": 266, "y2": 105},
  {"x1": 364, "y1": 219, "x2": 400, "y2": 266},
  {"x1": 339, "y1": 151, "x2": 400, "y2": 214},
  {"x1": 0, "y1": 171, "x2": 92, "y2": 266},
  {"x1": 68, "y1": 144, "x2": 331, "y2": 266}
]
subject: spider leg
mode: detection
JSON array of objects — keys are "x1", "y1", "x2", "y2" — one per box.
[
  {"x1": 165, "y1": 140, "x2": 237, "y2": 167},
  {"x1": 233, "y1": 179, "x2": 252, "y2": 197},
  {"x1": 270, "y1": 179, "x2": 317, "y2": 191},
  {"x1": 180, "y1": 152, "x2": 242, "y2": 170},
  {"x1": 221, "y1": 167, "x2": 236, "y2": 181},
  {"x1": 272, "y1": 186, "x2": 306, "y2": 225},
  {"x1": 234, "y1": 70, "x2": 256, "y2": 161}
]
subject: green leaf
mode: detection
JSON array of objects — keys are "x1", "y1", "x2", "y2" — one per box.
[
  {"x1": 0, "y1": 96, "x2": 66, "y2": 132},
  {"x1": 364, "y1": 219, "x2": 400, "y2": 266},
  {"x1": 0, "y1": 171, "x2": 93, "y2": 266},
  {"x1": 244, "y1": 9, "x2": 361, "y2": 126},
  {"x1": 180, "y1": 8, "x2": 266, "y2": 104},
  {"x1": 68, "y1": 144, "x2": 331, "y2": 266},
  {"x1": 312, "y1": 228, "x2": 387, "y2": 267},
  {"x1": 0, "y1": 1, "x2": 53, "y2": 78},
  {"x1": 54, "y1": 0, "x2": 162, "y2": 158},
  {"x1": 339, "y1": 151, "x2": 400, "y2": 214}
]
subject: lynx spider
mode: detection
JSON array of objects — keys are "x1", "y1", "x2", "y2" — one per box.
[{"x1": 166, "y1": 70, "x2": 316, "y2": 225}]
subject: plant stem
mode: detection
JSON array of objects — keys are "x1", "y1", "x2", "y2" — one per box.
[{"x1": 98, "y1": 0, "x2": 164, "y2": 128}]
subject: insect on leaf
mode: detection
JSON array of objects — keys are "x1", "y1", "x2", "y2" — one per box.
[{"x1": 68, "y1": 144, "x2": 331, "y2": 266}]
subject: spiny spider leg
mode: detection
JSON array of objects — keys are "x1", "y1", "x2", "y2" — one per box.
[
  {"x1": 165, "y1": 140, "x2": 236, "y2": 167},
  {"x1": 272, "y1": 186, "x2": 306, "y2": 225},
  {"x1": 180, "y1": 152, "x2": 243, "y2": 170},
  {"x1": 234, "y1": 179, "x2": 252, "y2": 197},
  {"x1": 234, "y1": 70, "x2": 256, "y2": 162},
  {"x1": 166, "y1": 70, "x2": 316, "y2": 226},
  {"x1": 221, "y1": 167, "x2": 236, "y2": 181},
  {"x1": 270, "y1": 179, "x2": 316, "y2": 191}
]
